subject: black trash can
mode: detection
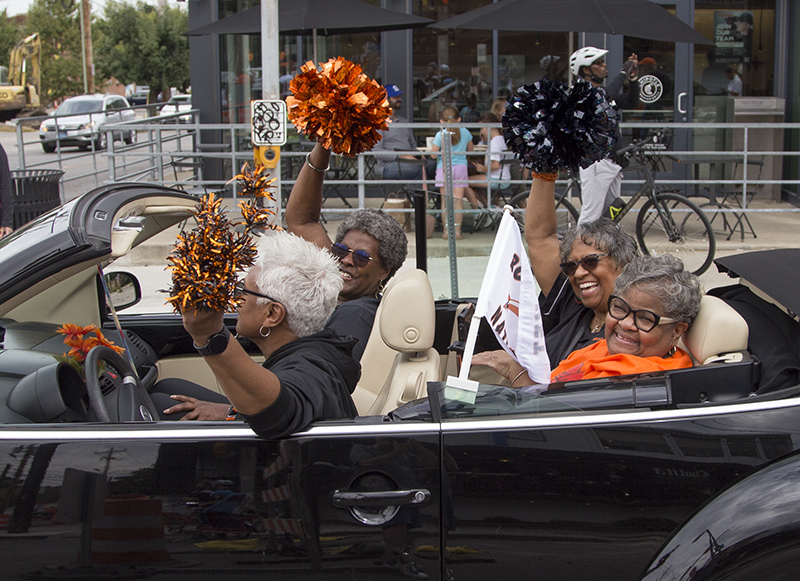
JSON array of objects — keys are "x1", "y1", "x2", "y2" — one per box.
[{"x1": 11, "y1": 169, "x2": 65, "y2": 229}]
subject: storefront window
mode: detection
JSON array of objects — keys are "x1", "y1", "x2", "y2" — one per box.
[{"x1": 693, "y1": 1, "x2": 776, "y2": 98}]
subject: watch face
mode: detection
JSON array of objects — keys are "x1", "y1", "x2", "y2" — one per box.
[{"x1": 207, "y1": 331, "x2": 230, "y2": 355}]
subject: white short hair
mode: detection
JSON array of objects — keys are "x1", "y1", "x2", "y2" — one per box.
[{"x1": 251, "y1": 232, "x2": 342, "y2": 337}]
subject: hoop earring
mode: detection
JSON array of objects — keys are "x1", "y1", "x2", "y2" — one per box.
[
  {"x1": 259, "y1": 326, "x2": 271, "y2": 338},
  {"x1": 375, "y1": 281, "x2": 386, "y2": 299}
]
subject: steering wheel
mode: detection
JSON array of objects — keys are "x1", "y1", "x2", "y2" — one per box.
[{"x1": 84, "y1": 346, "x2": 159, "y2": 422}]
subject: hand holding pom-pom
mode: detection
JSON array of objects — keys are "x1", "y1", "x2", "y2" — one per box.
[
  {"x1": 286, "y1": 57, "x2": 391, "y2": 156},
  {"x1": 502, "y1": 78, "x2": 618, "y2": 174}
]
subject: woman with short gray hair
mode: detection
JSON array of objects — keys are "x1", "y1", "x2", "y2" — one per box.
[
  {"x1": 474, "y1": 254, "x2": 702, "y2": 387},
  {"x1": 286, "y1": 141, "x2": 409, "y2": 360}
]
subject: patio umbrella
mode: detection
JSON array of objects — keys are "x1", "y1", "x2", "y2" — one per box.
[
  {"x1": 429, "y1": 0, "x2": 712, "y2": 45},
  {"x1": 187, "y1": 0, "x2": 434, "y2": 37}
]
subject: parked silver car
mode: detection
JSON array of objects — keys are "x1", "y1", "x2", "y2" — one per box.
[
  {"x1": 38, "y1": 94, "x2": 136, "y2": 153},
  {"x1": 158, "y1": 93, "x2": 193, "y2": 123}
]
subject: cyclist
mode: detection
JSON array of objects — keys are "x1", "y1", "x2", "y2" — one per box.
[{"x1": 569, "y1": 46, "x2": 640, "y2": 225}]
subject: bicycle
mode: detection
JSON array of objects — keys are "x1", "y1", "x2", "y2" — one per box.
[
  {"x1": 508, "y1": 180, "x2": 580, "y2": 238},
  {"x1": 509, "y1": 130, "x2": 716, "y2": 276}
]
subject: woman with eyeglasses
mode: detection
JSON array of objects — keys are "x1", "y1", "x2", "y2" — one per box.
[
  {"x1": 155, "y1": 232, "x2": 360, "y2": 433},
  {"x1": 473, "y1": 254, "x2": 701, "y2": 387},
  {"x1": 285, "y1": 141, "x2": 408, "y2": 361}
]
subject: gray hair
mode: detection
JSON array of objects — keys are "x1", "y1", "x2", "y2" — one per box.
[
  {"x1": 560, "y1": 218, "x2": 640, "y2": 268},
  {"x1": 613, "y1": 254, "x2": 702, "y2": 324},
  {"x1": 335, "y1": 209, "x2": 408, "y2": 279},
  {"x1": 252, "y1": 232, "x2": 343, "y2": 337}
]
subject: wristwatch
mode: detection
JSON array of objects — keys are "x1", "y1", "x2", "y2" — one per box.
[{"x1": 193, "y1": 326, "x2": 231, "y2": 356}]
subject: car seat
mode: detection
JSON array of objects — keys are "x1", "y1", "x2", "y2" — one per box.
[
  {"x1": 351, "y1": 269, "x2": 440, "y2": 416},
  {"x1": 679, "y1": 295, "x2": 749, "y2": 365}
]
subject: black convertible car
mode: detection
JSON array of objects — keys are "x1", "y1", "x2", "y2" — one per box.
[{"x1": 1, "y1": 184, "x2": 800, "y2": 580}]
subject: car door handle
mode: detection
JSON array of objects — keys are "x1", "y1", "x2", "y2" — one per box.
[{"x1": 332, "y1": 489, "x2": 431, "y2": 507}]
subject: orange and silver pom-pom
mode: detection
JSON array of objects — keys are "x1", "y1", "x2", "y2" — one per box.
[
  {"x1": 286, "y1": 57, "x2": 391, "y2": 156},
  {"x1": 230, "y1": 162, "x2": 281, "y2": 233},
  {"x1": 165, "y1": 192, "x2": 257, "y2": 313}
]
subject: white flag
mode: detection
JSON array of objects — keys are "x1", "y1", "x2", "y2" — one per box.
[{"x1": 462, "y1": 209, "x2": 550, "y2": 384}]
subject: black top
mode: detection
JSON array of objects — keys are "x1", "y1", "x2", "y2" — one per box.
[
  {"x1": 603, "y1": 70, "x2": 640, "y2": 160},
  {"x1": 540, "y1": 273, "x2": 605, "y2": 369},
  {"x1": 0, "y1": 144, "x2": 13, "y2": 229},
  {"x1": 325, "y1": 295, "x2": 380, "y2": 361},
  {"x1": 242, "y1": 329, "x2": 360, "y2": 439}
]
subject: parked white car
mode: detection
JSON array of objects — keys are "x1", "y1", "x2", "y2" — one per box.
[
  {"x1": 158, "y1": 94, "x2": 193, "y2": 123},
  {"x1": 38, "y1": 94, "x2": 136, "y2": 153}
]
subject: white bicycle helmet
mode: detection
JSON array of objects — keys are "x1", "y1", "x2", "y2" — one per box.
[{"x1": 570, "y1": 46, "x2": 609, "y2": 76}]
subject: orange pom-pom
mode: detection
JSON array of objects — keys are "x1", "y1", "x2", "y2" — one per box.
[{"x1": 286, "y1": 57, "x2": 391, "y2": 156}]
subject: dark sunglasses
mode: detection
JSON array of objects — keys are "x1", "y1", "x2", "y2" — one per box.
[
  {"x1": 593, "y1": 59, "x2": 606, "y2": 66},
  {"x1": 234, "y1": 281, "x2": 278, "y2": 303},
  {"x1": 559, "y1": 253, "x2": 608, "y2": 277},
  {"x1": 331, "y1": 242, "x2": 373, "y2": 268},
  {"x1": 607, "y1": 295, "x2": 678, "y2": 333}
]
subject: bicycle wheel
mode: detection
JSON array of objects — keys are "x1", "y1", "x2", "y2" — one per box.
[
  {"x1": 508, "y1": 190, "x2": 579, "y2": 237},
  {"x1": 636, "y1": 192, "x2": 716, "y2": 276}
]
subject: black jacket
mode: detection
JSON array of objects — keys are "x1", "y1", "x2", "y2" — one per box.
[
  {"x1": 242, "y1": 329, "x2": 360, "y2": 439},
  {"x1": 603, "y1": 70, "x2": 640, "y2": 161}
]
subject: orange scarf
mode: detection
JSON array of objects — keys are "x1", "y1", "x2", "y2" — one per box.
[{"x1": 551, "y1": 339, "x2": 692, "y2": 383}]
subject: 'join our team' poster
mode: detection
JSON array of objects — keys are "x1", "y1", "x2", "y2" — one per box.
[{"x1": 714, "y1": 11, "x2": 754, "y2": 63}]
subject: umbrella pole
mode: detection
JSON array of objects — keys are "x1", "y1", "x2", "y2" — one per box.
[{"x1": 313, "y1": 29, "x2": 318, "y2": 64}]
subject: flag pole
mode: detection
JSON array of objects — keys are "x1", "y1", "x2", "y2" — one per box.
[{"x1": 457, "y1": 205, "x2": 515, "y2": 381}]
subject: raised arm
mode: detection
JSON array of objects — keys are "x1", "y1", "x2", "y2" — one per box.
[
  {"x1": 284, "y1": 142, "x2": 334, "y2": 249},
  {"x1": 524, "y1": 177, "x2": 563, "y2": 297}
]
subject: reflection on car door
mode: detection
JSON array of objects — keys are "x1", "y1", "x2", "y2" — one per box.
[
  {"x1": 441, "y1": 405, "x2": 800, "y2": 581},
  {"x1": 0, "y1": 425, "x2": 442, "y2": 580}
]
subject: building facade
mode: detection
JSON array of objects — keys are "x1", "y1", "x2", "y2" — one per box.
[{"x1": 188, "y1": 0, "x2": 800, "y2": 197}]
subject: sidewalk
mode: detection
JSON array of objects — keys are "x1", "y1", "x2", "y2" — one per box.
[{"x1": 115, "y1": 194, "x2": 800, "y2": 312}]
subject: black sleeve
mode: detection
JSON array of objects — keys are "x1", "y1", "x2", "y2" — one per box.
[
  {"x1": 615, "y1": 79, "x2": 640, "y2": 110},
  {"x1": 0, "y1": 145, "x2": 13, "y2": 229},
  {"x1": 242, "y1": 355, "x2": 354, "y2": 439}
]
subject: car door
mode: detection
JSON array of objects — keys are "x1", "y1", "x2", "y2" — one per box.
[
  {"x1": 437, "y1": 382, "x2": 800, "y2": 581},
  {"x1": 0, "y1": 421, "x2": 443, "y2": 580}
]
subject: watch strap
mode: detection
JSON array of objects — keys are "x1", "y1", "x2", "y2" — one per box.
[{"x1": 193, "y1": 326, "x2": 232, "y2": 356}]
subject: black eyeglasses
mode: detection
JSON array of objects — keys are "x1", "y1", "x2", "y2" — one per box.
[
  {"x1": 593, "y1": 60, "x2": 606, "y2": 66},
  {"x1": 331, "y1": 242, "x2": 373, "y2": 268},
  {"x1": 607, "y1": 295, "x2": 678, "y2": 332},
  {"x1": 559, "y1": 253, "x2": 608, "y2": 277},
  {"x1": 234, "y1": 281, "x2": 278, "y2": 303}
]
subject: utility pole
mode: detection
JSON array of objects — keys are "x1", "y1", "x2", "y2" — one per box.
[{"x1": 80, "y1": 0, "x2": 94, "y2": 94}]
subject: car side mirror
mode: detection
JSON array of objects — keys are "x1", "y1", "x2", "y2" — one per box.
[{"x1": 104, "y1": 271, "x2": 141, "y2": 311}]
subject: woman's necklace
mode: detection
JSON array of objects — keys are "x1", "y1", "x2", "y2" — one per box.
[{"x1": 590, "y1": 315, "x2": 604, "y2": 334}]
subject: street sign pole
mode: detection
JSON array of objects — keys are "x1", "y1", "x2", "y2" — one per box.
[{"x1": 261, "y1": 0, "x2": 282, "y2": 214}]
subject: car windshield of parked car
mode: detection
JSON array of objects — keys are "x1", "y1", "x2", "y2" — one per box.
[{"x1": 57, "y1": 99, "x2": 102, "y2": 115}]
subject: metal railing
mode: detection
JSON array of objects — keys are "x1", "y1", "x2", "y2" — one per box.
[{"x1": 13, "y1": 118, "x2": 800, "y2": 219}]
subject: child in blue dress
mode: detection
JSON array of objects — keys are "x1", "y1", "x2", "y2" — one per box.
[{"x1": 430, "y1": 105, "x2": 476, "y2": 239}]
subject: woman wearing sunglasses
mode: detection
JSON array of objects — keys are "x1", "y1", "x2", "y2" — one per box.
[
  {"x1": 473, "y1": 254, "x2": 701, "y2": 387},
  {"x1": 285, "y1": 141, "x2": 408, "y2": 361},
  {"x1": 520, "y1": 175, "x2": 640, "y2": 367}
]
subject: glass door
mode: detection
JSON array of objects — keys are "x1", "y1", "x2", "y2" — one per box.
[{"x1": 621, "y1": 1, "x2": 696, "y2": 182}]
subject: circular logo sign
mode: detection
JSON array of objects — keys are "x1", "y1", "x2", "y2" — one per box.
[{"x1": 639, "y1": 75, "x2": 663, "y2": 104}]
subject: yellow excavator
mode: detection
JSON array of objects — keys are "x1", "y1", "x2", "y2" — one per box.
[{"x1": 0, "y1": 33, "x2": 46, "y2": 122}]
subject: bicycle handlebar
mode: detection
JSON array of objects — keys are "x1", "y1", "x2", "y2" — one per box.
[{"x1": 615, "y1": 129, "x2": 672, "y2": 158}]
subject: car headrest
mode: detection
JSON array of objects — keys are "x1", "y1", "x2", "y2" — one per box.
[
  {"x1": 680, "y1": 295, "x2": 749, "y2": 364},
  {"x1": 379, "y1": 269, "x2": 435, "y2": 353}
]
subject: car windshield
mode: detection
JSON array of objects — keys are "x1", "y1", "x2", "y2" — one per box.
[
  {"x1": 56, "y1": 99, "x2": 102, "y2": 115},
  {"x1": 170, "y1": 96, "x2": 191, "y2": 105}
]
